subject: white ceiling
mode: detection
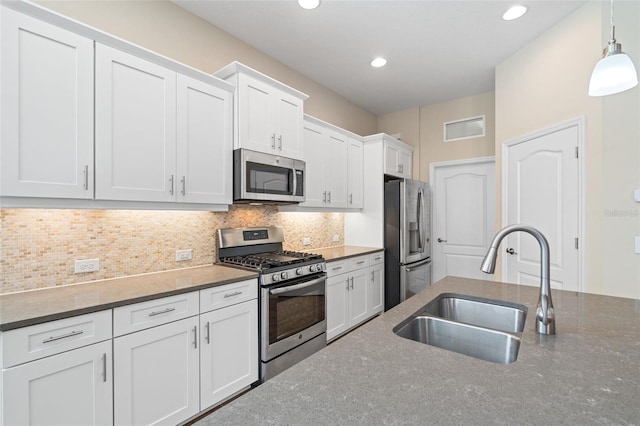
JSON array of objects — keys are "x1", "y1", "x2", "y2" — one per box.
[{"x1": 174, "y1": 0, "x2": 588, "y2": 116}]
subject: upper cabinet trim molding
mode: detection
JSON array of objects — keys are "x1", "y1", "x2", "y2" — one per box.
[
  {"x1": 215, "y1": 61, "x2": 309, "y2": 101},
  {"x1": 2, "y1": 0, "x2": 234, "y2": 93},
  {"x1": 303, "y1": 114, "x2": 362, "y2": 141}
]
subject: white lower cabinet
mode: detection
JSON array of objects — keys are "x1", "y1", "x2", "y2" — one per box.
[
  {"x1": 326, "y1": 252, "x2": 384, "y2": 341},
  {"x1": 2, "y1": 340, "x2": 113, "y2": 426},
  {"x1": 113, "y1": 316, "x2": 200, "y2": 426},
  {"x1": 200, "y1": 298, "x2": 258, "y2": 409}
]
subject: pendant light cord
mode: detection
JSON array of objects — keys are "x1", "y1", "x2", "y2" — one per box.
[{"x1": 610, "y1": 0, "x2": 616, "y2": 43}]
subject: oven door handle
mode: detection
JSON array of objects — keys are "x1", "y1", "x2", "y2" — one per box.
[{"x1": 269, "y1": 276, "x2": 326, "y2": 295}]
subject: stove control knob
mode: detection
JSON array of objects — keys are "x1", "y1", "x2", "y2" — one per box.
[
  {"x1": 272, "y1": 274, "x2": 281, "y2": 282},
  {"x1": 296, "y1": 268, "x2": 303, "y2": 275},
  {"x1": 281, "y1": 272, "x2": 288, "y2": 280},
  {"x1": 316, "y1": 263, "x2": 324, "y2": 271},
  {"x1": 309, "y1": 265, "x2": 317, "y2": 272}
]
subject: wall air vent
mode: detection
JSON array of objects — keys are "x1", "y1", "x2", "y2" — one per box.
[{"x1": 444, "y1": 115, "x2": 485, "y2": 142}]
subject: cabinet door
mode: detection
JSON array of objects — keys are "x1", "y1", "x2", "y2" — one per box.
[
  {"x1": 95, "y1": 43, "x2": 177, "y2": 202},
  {"x1": 326, "y1": 273, "x2": 349, "y2": 341},
  {"x1": 274, "y1": 90, "x2": 304, "y2": 160},
  {"x1": 383, "y1": 142, "x2": 400, "y2": 177},
  {"x1": 324, "y1": 131, "x2": 348, "y2": 208},
  {"x1": 237, "y1": 74, "x2": 275, "y2": 154},
  {"x1": 2, "y1": 340, "x2": 112, "y2": 426},
  {"x1": 348, "y1": 269, "x2": 369, "y2": 326},
  {"x1": 1, "y1": 8, "x2": 94, "y2": 199},
  {"x1": 299, "y1": 121, "x2": 326, "y2": 207},
  {"x1": 347, "y1": 138, "x2": 364, "y2": 208},
  {"x1": 200, "y1": 299, "x2": 258, "y2": 409},
  {"x1": 176, "y1": 74, "x2": 232, "y2": 204},
  {"x1": 368, "y1": 263, "x2": 384, "y2": 316},
  {"x1": 114, "y1": 316, "x2": 199, "y2": 426},
  {"x1": 399, "y1": 147, "x2": 413, "y2": 178}
]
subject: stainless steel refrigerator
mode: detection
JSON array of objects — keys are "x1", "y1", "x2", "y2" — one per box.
[{"x1": 384, "y1": 178, "x2": 431, "y2": 311}]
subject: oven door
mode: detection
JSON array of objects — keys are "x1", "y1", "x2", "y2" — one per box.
[
  {"x1": 234, "y1": 149, "x2": 305, "y2": 203},
  {"x1": 261, "y1": 273, "x2": 326, "y2": 361}
]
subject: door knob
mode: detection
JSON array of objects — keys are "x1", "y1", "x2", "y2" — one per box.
[
  {"x1": 437, "y1": 238, "x2": 447, "y2": 243},
  {"x1": 506, "y1": 248, "x2": 517, "y2": 255}
]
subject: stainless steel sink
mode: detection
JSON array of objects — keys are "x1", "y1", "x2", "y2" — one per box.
[
  {"x1": 421, "y1": 293, "x2": 527, "y2": 333},
  {"x1": 393, "y1": 293, "x2": 528, "y2": 364},
  {"x1": 393, "y1": 315, "x2": 522, "y2": 364}
]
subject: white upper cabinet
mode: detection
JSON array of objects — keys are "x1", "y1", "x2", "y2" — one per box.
[
  {"x1": 95, "y1": 43, "x2": 177, "y2": 203},
  {"x1": 347, "y1": 138, "x2": 364, "y2": 208},
  {"x1": 0, "y1": 8, "x2": 94, "y2": 199},
  {"x1": 176, "y1": 74, "x2": 233, "y2": 204},
  {"x1": 95, "y1": 44, "x2": 233, "y2": 205},
  {"x1": 214, "y1": 62, "x2": 308, "y2": 160},
  {"x1": 365, "y1": 133, "x2": 413, "y2": 179}
]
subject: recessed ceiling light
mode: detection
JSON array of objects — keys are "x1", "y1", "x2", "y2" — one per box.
[
  {"x1": 298, "y1": 0, "x2": 320, "y2": 10},
  {"x1": 502, "y1": 5, "x2": 528, "y2": 21},
  {"x1": 371, "y1": 57, "x2": 387, "y2": 68}
]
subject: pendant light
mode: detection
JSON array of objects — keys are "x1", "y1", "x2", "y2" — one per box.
[{"x1": 588, "y1": 0, "x2": 638, "y2": 96}]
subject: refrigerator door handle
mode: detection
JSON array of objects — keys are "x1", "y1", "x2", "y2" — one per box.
[
  {"x1": 405, "y1": 258, "x2": 431, "y2": 272},
  {"x1": 418, "y1": 187, "x2": 426, "y2": 253}
]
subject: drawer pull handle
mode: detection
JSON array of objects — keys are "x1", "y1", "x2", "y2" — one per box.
[
  {"x1": 224, "y1": 291, "x2": 242, "y2": 298},
  {"x1": 148, "y1": 307, "x2": 176, "y2": 317},
  {"x1": 332, "y1": 266, "x2": 343, "y2": 271},
  {"x1": 42, "y1": 330, "x2": 84, "y2": 344},
  {"x1": 356, "y1": 261, "x2": 366, "y2": 265},
  {"x1": 374, "y1": 256, "x2": 382, "y2": 261}
]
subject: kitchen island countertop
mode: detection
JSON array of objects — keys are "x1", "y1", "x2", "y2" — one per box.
[
  {"x1": 313, "y1": 245, "x2": 383, "y2": 262},
  {"x1": 0, "y1": 265, "x2": 257, "y2": 331},
  {"x1": 196, "y1": 276, "x2": 640, "y2": 425}
]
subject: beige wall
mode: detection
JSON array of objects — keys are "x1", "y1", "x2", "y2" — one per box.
[
  {"x1": 39, "y1": 0, "x2": 377, "y2": 135},
  {"x1": 495, "y1": 0, "x2": 640, "y2": 299},
  {"x1": 377, "y1": 92, "x2": 495, "y2": 182}
]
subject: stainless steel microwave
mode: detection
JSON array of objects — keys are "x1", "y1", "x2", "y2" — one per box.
[{"x1": 233, "y1": 149, "x2": 305, "y2": 204}]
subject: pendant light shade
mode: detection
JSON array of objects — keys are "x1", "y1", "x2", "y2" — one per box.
[{"x1": 588, "y1": 0, "x2": 638, "y2": 97}]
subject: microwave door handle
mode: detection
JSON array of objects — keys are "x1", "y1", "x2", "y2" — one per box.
[
  {"x1": 269, "y1": 276, "x2": 325, "y2": 295},
  {"x1": 292, "y1": 168, "x2": 297, "y2": 197}
]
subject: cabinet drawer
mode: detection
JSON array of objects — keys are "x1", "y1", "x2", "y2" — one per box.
[
  {"x1": 2, "y1": 310, "x2": 112, "y2": 368},
  {"x1": 114, "y1": 291, "x2": 199, "y2": 337},
  {"x1": 348, "y1": 255, "x2": 369, "y2": 271},
  {"x1": 200, "y1": 279, "x2": 257, "y2": 313},
  {"x1": 370, "y1": 251, "x2": 384, "y2": 265},
  {"x1": 326, "y1": 260, "x2": 348, "y2": 277}
]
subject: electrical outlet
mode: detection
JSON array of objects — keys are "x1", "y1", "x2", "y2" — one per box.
[
  {"x1": 303, "y1": 237, "x2": 311, "y2": 246},
  {"x1": 176, "y1": 249, "x2": 192, "y2": 261},
  {"x1": 332, "y1": 234, "x2": 340, "y2": 242},
  {"x1": 75, "y1": 259, "x2": 99, "y2": 273}
]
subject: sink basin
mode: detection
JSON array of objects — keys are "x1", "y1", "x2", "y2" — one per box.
[
  {"x1": 393, "y1": 293, "x2": 528, "y2": 363},
  {"x1": 393, "y1": 315, "x2": 522, "y2": 364},
  {"x1": 421, "y1": 293, "x2": 527, "y2": 333}
]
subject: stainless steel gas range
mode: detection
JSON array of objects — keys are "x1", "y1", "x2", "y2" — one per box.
[{"x1": 217, "y1": 226, "x2": 327, "y2": 382}]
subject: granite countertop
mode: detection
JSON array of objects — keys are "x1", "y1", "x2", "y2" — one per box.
[
  {"x1": 313, "y1": 246, "x2": 383, "y2": 262},
  {"x1": 0, "y1": 265, "x2": 257, "y2": 331},
  {"x1": 196, "y1": 276, "x2": 640, "y2": 425}
]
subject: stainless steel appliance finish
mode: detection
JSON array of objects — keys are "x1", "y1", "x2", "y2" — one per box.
[
  {"x1": 217, "y1": 226, "x2": 326, "y2": 382},
  {"x1": 384, "y1": 178, "x2": 431, "y2": 311},
  {"x1": 233, "y1": 149, "x2": 305, "y2": 204},
  {"x1": 480, "y1": 224, "x2": 556, "y2": 335}
]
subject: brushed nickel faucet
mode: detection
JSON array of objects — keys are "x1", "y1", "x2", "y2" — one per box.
[{"x1": 480, "y1": 225, "x2": 556, "y2": 335}]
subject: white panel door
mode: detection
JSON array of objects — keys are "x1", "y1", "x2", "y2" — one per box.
[
  {"x1": 237, "y1": 74, "x2": 273, "y2": 153},
  {"x1": 95, "y1": 43, "x2": 177, "y2": 202},
  {"x1": 348, "y1": 269, "x2": 369, "y2": 326},
  {"x1": 275, "y1": 91, "x2": 304, "y2": 160},
  {"x1": 114, "y1": 316, "x2": 199, "y2": 426},
  {"x1": 432, "y1": 158, "x2": 496, "y2": 283},
  {"x1": 347, "y1": 138, "x2": 364, "y2": 208},
  {"x1": 200, "y1": 299, "x2": 258, "y2": 410},
  {"x1": 504, "y1": 123, "x2": 580, "y2": 291},
  {"x1": 368, "y1": 263, "x2": 384, "y2": 316},
  {"x1": 1, "y1": 8, "x2": 94, "y2": 199},
  {"x1": 325, "y1": 132, "x2": 348, "y2": 208},
  {"x1": 2, "y1": 341, "x2": 112, "y2": 426},
  {"x1": 176, "y1": 74, "x2": 232, "y2": 204}
]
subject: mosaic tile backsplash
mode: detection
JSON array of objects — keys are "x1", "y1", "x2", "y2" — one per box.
[{"x1": 0, "y1": 206, "x2": 344, "y2": 294}]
